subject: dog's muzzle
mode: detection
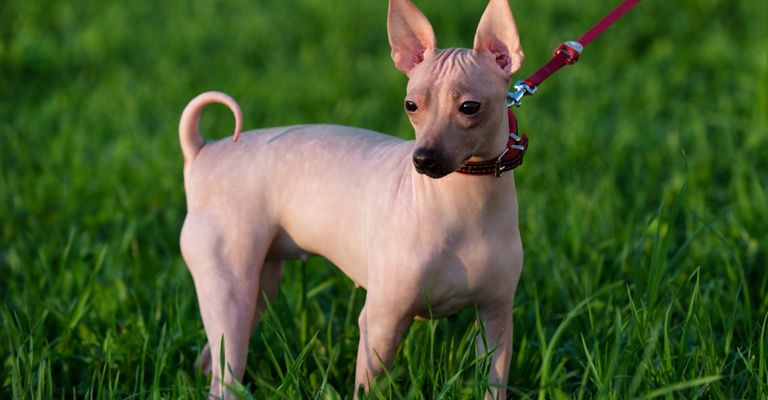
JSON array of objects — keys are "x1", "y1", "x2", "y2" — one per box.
[{"x1": 412, "y1": 148, "x2": 453, "y2": 178}]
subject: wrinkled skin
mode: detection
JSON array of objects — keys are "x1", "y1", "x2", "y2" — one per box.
[{"x1": 178, "y1": 0, "x2": 525, "y2": 398}]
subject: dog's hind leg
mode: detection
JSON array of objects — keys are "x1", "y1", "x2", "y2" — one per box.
[
  {"x1": 181, "y1": 214, "x2": 269, "y2": 398},
  {"x1": 196, "y1": 260, "x2": 283, "y2": 374}
]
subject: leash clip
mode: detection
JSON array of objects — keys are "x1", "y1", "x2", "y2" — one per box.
[{"x1": 507, "y1": 81, "x2": 537, "y2": 108}]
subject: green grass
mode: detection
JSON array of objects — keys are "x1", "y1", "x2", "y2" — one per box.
[{"x1": 1, "y1": 0, "x2": 766, "y2": 398}]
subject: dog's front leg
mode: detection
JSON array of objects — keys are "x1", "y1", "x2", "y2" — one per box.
[
  {"x1": 353, "y1": 300, "x2": 412, "y2": 398},
  {"x1": 478, "y1": 305, "x2": 514, "y2": 400}
]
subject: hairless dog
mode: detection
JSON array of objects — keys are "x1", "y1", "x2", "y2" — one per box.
[{"x1": 179, "y1": 0, "x2": 525, "y2": 398}]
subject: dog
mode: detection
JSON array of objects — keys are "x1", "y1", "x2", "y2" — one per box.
[{"x1": 178, "y1": 0, "x2": 525, "y2": 398}]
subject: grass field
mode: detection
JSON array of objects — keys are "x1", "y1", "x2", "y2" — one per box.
[{"x1": 1, "y1": 0, "x2": 767, "y2": 398}]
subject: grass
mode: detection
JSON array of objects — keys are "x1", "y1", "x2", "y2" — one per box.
[{"x1": 1, "y1": 0, "x2": 767, "y2": 398}]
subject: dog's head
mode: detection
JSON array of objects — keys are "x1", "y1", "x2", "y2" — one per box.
[{"x1": 388, "y1": 0, "x2": 524, "y2": 178}]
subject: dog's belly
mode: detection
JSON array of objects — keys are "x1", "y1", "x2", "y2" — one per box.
[
  {"x1": 264, "y1": 226, "x2": 370, "y2": 287},
  {"x1": 264, "y1": 227, "x2": 314, "y2": 261}
]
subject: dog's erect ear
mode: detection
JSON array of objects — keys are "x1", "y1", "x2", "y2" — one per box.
[
  {"x1": 473, "y1": 0, "x2": 524, "y2": 79},
  {"x1": 388, "y1": 0, "x2": 436, "y2": 75}
]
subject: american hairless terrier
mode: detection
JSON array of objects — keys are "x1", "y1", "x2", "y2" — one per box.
[{"x1": 179, "y1": 0, "x2": 525, "y2": 397}]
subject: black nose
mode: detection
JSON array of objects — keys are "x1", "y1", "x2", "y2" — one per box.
[{"x1": 412, "y1": 148, "x2": 439, "y2": 172}]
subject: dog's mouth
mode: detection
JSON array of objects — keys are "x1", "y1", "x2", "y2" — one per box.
[
  {"x1": 413, "y1": 154, "x2": 474, "y2": 179},
  {"x1": 414, "y1": 165, "x2": 452, "y2": 179},
  {"x1": 412, "y1": 148, "x2": 474, "y2": 179}
]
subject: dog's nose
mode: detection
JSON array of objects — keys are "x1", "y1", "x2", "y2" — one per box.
[{"x1": 413, "y1": 148, "x2": 439, "y2": 171}]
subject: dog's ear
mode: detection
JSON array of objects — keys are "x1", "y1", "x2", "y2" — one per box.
[
  {"x1": 473, "y1": 0, "x2": 524, "y2": 79},
  {"x1": 388, "y1": 0, "x2": 436, "y2": 75}
]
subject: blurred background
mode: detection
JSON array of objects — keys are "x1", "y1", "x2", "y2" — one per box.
[{"x1": 1, "y1": 0, "x2": 766, "y2": 398}]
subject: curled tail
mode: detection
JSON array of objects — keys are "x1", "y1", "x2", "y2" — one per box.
[{"x1": 178, "y1": 91, "x2": 243, "y2": 163}]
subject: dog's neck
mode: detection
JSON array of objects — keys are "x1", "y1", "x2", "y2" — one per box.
[
  {"x1": 403, "y1": 166, "x2": 519, "y2": 235},
  {"x1": 398, "y1": 118, "x2": 519, "y2": 220}
]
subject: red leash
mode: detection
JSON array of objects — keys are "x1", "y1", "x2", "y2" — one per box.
[
  {"x1": 507, "y1": 0, "x2": 642, "y2": 107},
  {"x1": 458, "y1": 0, "x2": 642, "y2": 176}
]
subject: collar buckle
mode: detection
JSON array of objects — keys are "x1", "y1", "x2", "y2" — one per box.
[{"x1": 494, "y1": 147, "x2": 512, "y2": 177}]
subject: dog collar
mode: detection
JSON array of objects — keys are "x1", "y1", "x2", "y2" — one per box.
[{"x1": 456, "y1": 108, "x2": 528, "y2": 177}]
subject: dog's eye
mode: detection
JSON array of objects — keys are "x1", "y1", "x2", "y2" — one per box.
[
  {"x1": 405, "y1": 100, "x2": 418, "y2": 113},
  {"x1": 459, "y1": 101, "x2": 481, "y2": 115}
]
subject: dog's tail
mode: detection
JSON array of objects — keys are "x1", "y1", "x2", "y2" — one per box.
[{"x1": 179, "y1": 91, "x2": 243, "y2": 163}]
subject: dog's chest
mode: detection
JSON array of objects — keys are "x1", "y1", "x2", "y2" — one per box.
[{"x1": 367, "y1": 209, "x2": 521, "y2": 315}]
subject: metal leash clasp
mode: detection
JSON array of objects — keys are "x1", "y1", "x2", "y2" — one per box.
[
  {"x1": 507, "y1": 81, "x2": 537, "y2": 108},
  {"x1": 507, "y1": 40, "x2": 582, "y2": 108}
]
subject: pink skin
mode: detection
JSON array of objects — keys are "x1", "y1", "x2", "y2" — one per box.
[{"x1": 179, "y1": 0, "x2": 525, "y2": 398}]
